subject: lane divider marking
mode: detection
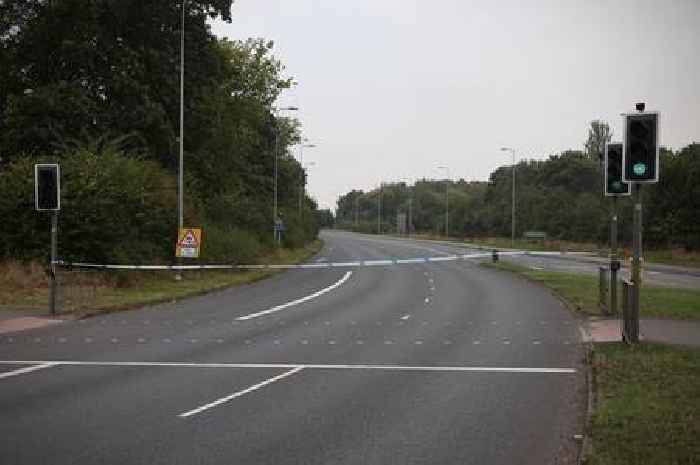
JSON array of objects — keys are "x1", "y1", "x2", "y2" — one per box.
[
  {"x1": 236, "y1": 271, "x2": 353, "y2": 321},
  {"x1": 0, "y1": 360, "x2": 577, "y2": 374},
  {"x1": 179, "y1": 367, "x2": 304, "y2": 418}
]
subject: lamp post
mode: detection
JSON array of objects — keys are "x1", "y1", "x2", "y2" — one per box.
[
  {"x1": 298, "y1": 141, "x2": 316, "y2": 219},
  {"x1": 300, "y1": 160, "x2": 315, "y2": 220},
  {"x1": 175, "y1": 0, "x2": 186, "y2": 281},
  {"x1": 437, "y1": 166, "x2": 450, "y2": 237},
  {"x1": 377, "y1": 183, "x2": 382, "y2": 235},
  {"x1": 500, "y1": 147, "x2": 516, "y2": 248},
  {"x1": 273, "y1": 106, "x2": 298, "y2": 245}
]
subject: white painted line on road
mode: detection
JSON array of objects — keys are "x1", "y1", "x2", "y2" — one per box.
[
  {"x1": 178, "y1": 367, "x2": 304, "y2": 418},
  {"x1": 0, "y1": 360, "x2": 576, "y2": 374},
  {"x1": 0, "y1": 363, "x2": 55, "y2": 380},
  {"x1": 396, "y1": 258, "x2": 428, "y2": 264},
  {"x1": 363, "y1": 259, "x2": 393, "y2": 266},
  {"x1": 236, "y1": 271, "x2": 353, "y2": 321},
  {"x1": 400, "y1": 314, "x2": 411, "y2": 320}
]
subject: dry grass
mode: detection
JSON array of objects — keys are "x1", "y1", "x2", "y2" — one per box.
[{"x1": 0, "y1": 240, "x2": 323, "y2": 316}]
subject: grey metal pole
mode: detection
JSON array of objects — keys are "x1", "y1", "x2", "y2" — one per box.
[
  {"x1": 49, "y1": 211, "x2": 58, "y2": 316},
  {"x1": 377, "y1": 184, "x2": 382, "y2": 235},
  {"x1": 354, "y1": 195, "x2": 359, "y2": 229},
  {"x1": 273, "y1": 128, "x2": 279, "y2": 245},
  {"x1": 610, "y1": 197, "x2": 618, "y2": 315},
  {"x1": 511, "y1": 151, "x2": 516, "y2": 248},
  {"x1": 408, "y1": 197, "x2": 413, "y2": 238},
  {"x1": 631, "y1": 183, "x2": 642, "y2": 342},
  {"x1": 298, "y1": 144, "x2": 303, "y2": 219},
  {"x1": 175, "y1": 0, "x2": 185, "y2": 281},
  {"x1": 178, "y1": 0, "x2": 185, "y2": 236},
  {"x1": 445, "y1": 177, "x2": 449, "y2": 237}
]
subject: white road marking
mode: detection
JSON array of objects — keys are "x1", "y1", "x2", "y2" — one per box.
[
  {"x1": 0, "y1": 363, "x2": 55, "y2": 380},
  {"x1": 236, "y1": 271, "x2": 353, "y2": 321},
  {"x1": 178, "y1": 367, "x2": 304, "y2": 418},
  {"x1": 400, "y1": 314, "x2": 411, "y2": 320},
  {"x1": 0, "y1": 360, "x2": 576, "y2": 374}
]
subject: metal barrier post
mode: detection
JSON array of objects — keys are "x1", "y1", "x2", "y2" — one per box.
[{"x1": 599, "y1": 266, "x2": 609, "y2": 314}]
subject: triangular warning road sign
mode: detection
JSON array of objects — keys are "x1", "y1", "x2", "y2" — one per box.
[{"x1": 180, "y1": 230, "x2": 199, "y2": 247}]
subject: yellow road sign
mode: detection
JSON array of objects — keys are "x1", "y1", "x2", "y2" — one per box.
[{"x1": 176, "y1": 228, "x2": 202, "y2": 258}]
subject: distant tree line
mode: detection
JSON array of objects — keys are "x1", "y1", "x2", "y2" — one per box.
[
  {"x1": 0, "y1": 1, "x2": 321, "y2": 263},
  {"x1": 336, "y1": 132, "x2": 700, "y2": 251}
]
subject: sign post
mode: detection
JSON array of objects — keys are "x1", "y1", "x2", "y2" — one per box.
[
  {"x1": 604, "y1": 142, "x2": 630, "y2": 315},
  {"x1": 35, "y1": 163, "x2": 61, "y2": 316}
]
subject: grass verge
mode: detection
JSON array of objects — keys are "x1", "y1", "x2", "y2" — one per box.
[
  {"x1": 483, "y1": 260, "x2": 700, "y2": 320},
  {"x1": 588, "y1": 343, "x2": 700, "y2": 465},
  {"x1": 0, "y1": 240, "x2": 323, "y2": 317}
]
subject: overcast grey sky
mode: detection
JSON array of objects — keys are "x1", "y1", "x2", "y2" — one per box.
[{"x1": 210, "y1": 0, "x2": 700, "y2": 210}]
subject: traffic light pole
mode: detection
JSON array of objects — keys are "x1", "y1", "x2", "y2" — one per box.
[
  {"x1": 630, "y1": 183, "x2": 642, "y2": 342},
  {"x1": 610, "y1": 197, "x2": 618, "y2": 315},
  {"x1": 49, "y1": 210, "x2": 58, "y2": 316}
]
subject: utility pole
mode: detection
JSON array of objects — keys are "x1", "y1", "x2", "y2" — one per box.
[
  {"x1": 500, "y1": 148, "x2": 516, "y2": 247},
  {"x1": 354, "y1": 195, "x2": 359, "y2": 229},
  {"x1": 437, "y1": 166, "x2": 450, "y2": 237},
  {"x1": 273, "y1": 128, "x2": 279, "y2": 245},
  {"x1": 176, "y1": 0, "x2": 185, "y2": 280},
  {"x1": 377, "y1": 183, "x2": 382, "y2": 235}
]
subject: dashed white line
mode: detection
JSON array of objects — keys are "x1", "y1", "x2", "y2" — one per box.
[
  {"x1": 236, "y1": 271, "x2": 353, "y2": 321},
  {"x1": 400, "y1": 314, "x2": 411, "y2": 320},
  {"x1": 178, "y1": 367, "x2": 304, "y2": 418}
]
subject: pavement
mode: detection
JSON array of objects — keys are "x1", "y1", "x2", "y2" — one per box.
[
  {"x1": 585, "y1": 317, "x2": 700, "y2": 347},
  {"x1": 0, "y1": 230, "x2": 586, "y2": 465}
]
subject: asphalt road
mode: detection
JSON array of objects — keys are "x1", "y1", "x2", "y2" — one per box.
[{"x1": 0, "y1": 230, "x2": 584, "y2": 465}]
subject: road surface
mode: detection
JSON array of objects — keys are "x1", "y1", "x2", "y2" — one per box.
[{"x1": 0, "y1": 230, "x2": 584, "y2": 465}]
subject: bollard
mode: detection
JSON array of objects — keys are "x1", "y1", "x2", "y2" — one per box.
[
  {"x1": 492, "y1": 249, "x2": 499, "y2": 262},
  {"x1": 599, "y1": 266, "x2": 609, "y2": 314}
]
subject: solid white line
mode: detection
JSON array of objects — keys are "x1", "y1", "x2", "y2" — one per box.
[
  {"x1": 0, "y1": 360, "x2": 576, "y2": 373},
  {"x1": 0, "y1": 363, "x2": 55, "y2": 380},
  {"x1": 179, "y1": 367, "x2": 303, "y2": 418},
  {"x1": 236, "y1": 271, "x2": 353, "y2": 321}
]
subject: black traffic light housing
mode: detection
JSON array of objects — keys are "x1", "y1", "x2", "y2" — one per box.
[
  {"x1": 604, "y1": 142, "x2": 630, "y2": 196},
  {"x1": 623, "y1": 112, "x2": 659, "y2": 183},
  {"x1": 34, "y1": 164, "x2": 61, "y2": 211}
]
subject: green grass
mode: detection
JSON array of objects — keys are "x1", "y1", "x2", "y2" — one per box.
[
  {"x1": 588, "y1": 343, "x2": 700, "y2": 465},
  {"x1": 484, "y1": 260, "x2": 700, "y2": 320},
  {"x1": 0, "y1": 240, "x2": 323, "y2": 317}
]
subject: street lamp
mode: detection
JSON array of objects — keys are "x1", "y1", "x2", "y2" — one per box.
[
  {"x1": 273, "y1": 106, "x2": 298, "y2": 245},
  {"x1": 175, "y1": 0, "x2": 186, "y2": 281},
  {"x1": 437, "y1": 166, "x2": 450, "y2": 237},
  {"x1": 500, "y1": 147, "x2": 516, "y2": 248},
  {"x1": 298, "y1": 141, "x2": 317, "y2": 219},
  {"x1": 299, "y1": 160, "x2": 316, "y2": 220},
  {"x1": 377, "y1": 182, "x2": 382, "y2": 235}
]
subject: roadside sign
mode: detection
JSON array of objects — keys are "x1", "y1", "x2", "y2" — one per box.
[{"x1": 176, "y1": 228, "x2": 202, "y2": 258}]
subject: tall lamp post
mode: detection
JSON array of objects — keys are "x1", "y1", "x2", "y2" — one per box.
[
  {"x1": 273, "y1": 106, "x2": 298, "y2": 245},
  {"x1": 377, "y1": 183, "x2": 382, "y2": 235},
  {"x1": 300, "y1": 160, "x2": 316, "y2": 220},
  {"x1": 175, "y1": 0, "x2": 186, "y2": 281},
  {"x1": 500, "y1": 147, "x2": 516, "y2": 247},
  {"x1": 437, "y1": 166, "x2": 450, "y2": 237},
  {"x1": 298, "y1": 141, "x2": 316, "y2": 219}
]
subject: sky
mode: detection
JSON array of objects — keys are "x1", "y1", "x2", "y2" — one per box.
[{"x1": 210, "y1": 0, "x2": 700, "y2": 210}]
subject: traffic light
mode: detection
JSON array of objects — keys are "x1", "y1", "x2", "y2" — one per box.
[
  {"x1": 34, "y1": 164, "x2": 61, "y2": 211},
  {"x1": 604, "y1": 142, "x2": 630, "y2": 196},
  {"x1": 623, "y1": 112, "x2": 659, "y2": 183}
]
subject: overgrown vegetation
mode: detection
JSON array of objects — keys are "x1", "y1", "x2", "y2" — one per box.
[
  {"x1": 588, "y1": 343, "x2": 700, "y2": 465},
  {"x1": 0, "y1": 1, "x2": 320, "y2": 266},
  {"x1": 485, "y1": 260, "x2": 700, "y2": 320}
]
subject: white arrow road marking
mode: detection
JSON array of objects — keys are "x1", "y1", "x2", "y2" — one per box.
[{"x1": 236, "y1": 271, "x2": 353, "y2": 321}]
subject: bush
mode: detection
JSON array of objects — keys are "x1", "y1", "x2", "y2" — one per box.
[
  {"x1": 0, "y1": 149, "x2": 177, "y2": 263},
  {"x1": 200, "y1": 225, "x2": 262, "y2": 264}
]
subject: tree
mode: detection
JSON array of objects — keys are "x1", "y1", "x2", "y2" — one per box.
[{"x1": 584, "y1": 120, "x2": 613, "y2": 162}]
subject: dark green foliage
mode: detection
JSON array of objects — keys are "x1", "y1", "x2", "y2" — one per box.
[
  {"x1": 0, "y1": 150, "x2": 176, "y2": 263},
  {"x1": 336, "y1": 144, "x2": 700, "y2": 250},
  {"x1": 0, "y1": 0, "x2": 320, "y2": 264}
]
